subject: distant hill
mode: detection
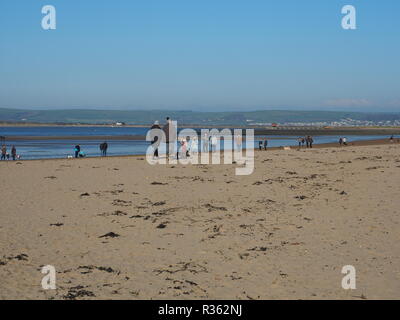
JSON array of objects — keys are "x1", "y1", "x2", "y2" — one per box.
[{"x1": 1, "y1": 108, "x2": 400, "y2": 126}]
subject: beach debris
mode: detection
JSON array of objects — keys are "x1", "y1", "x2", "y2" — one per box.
[
  {"x1": 107, "y1": 189, "x2": 124, "y2": 195},
  {"x1": 156, "y1": 223, "x2": 167, "y2": 229},
  {"x1": 99, "y1": 232, "x2": 120, "y2": 238},
  {"x1": 112, "y1": 199, "x2": 132, "y2": 206},
  {"x1": 44, "y1": 176, "x2": 57, "y2": 179},
  {"x1": 152, "y1": 201, "x2": 166, "y2": 206},
  {"x1": 247, "y1": 246, "x2": 268, "y2": 252},
  {"x1": 256, "y1": 198, "x2": 276, "y2": 205},
  {"x1": 239, "y1": 253, "x2": 249, "y2": 260},
  {"x1": 80, "y1": 192, "x2": 90, "y2": 197},
  {"x1": 1, "y1": 254, "x2": 29, "y2": 265},
  {"x1": 151, "y1": 181, "x2": 168, "y2": 185},
  {"x1": 340, "y1": 191, "x2": 348, "y2": 195},
  {"x1": 203, "y1": 204, "x2": 227, "y2": 212},
  {"x1": 12, "y1": 254, "x2": 29, "y2": 261},
  {"x1": 50, "y1": 223, "x2": 64, "y2": 227},
  {"x1": 153, "y1": 262, "x2": 208, "y2": 275},
  {"x1": 78, "y1": 265, "x2": 118, "y2": 274},
  {"x1": 98, "y1": 210, "x2": 127, "y2": 217},
  {"x1": 295, "y1": 195, "x2": 307, "y2": 200},
  {"x1": 64, "y1": 286, "x2": 96, "y2": 300},
  {"x1": 129, "y1": 214, "x2": 143, "y2": 218}
]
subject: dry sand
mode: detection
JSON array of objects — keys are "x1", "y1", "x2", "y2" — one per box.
[{"x1": 1, "y1": 142, "x2": 399, "y2": 300}]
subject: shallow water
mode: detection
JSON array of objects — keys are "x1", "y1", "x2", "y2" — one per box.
[{"x1": 0, "y1": 126, "x2": 390, "y2": 160}]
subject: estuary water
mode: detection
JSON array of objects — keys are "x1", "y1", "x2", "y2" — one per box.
[{"x1": 0, "y1": 126, "x2": 389, "y2": 160}]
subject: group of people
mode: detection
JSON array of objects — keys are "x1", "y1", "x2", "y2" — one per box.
[
  {"x1": 73, "y1": 144, "x2": 86, "y2": 158},
  {"x1": 297, "y1": 136, "x2": 314, "y2": 149},
  {"x1": 150, "y1": 118, "x2": 200, "y2": 159},
  {"x1": 339, "y1": 137, "x2": 348, "y2": 146},
  {"x1": 150, "y1": 118, "x2": 247, "y2": 159},
  {"x1": 72, "y1": 142, "x2": 108, "y2": 159},
  {"x1": 258, "y1": 138, "x2": 268, "y2": 150},
  {"x1": 1, "y1": 145, "x2": 18, "y2": 160},
  {"x1": 150, "y1": 117, "x2": 250, "y2": 160}
]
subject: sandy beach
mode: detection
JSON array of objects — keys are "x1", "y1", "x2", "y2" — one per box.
[{"x1": 1, "y1": 141, "x2": 399, "y2": 300}]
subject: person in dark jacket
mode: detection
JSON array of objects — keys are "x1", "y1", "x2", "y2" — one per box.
[
  {"x1": 74, "y1": 145, "x2": 80, "y2": 158},
  {"x1": 100, "y1": 141, "x2": 108, "y2": 156},
  {"x1": 11, "y1": 146, "x2": 17, "y2": 160},
  {"x1": 263, "y1": 138, "x2": 268, "y2": 150},
  {"x1": 150, "y1": 121, "x2": 161, "y2": 158},
  {"x1": 162, "y1": 117, "x2": 176, "y2": 159},
  {"x1": 307, "y1": 136, "x2": 314, "y2": 148}
]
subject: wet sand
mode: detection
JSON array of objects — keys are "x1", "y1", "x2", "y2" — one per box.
[{"x1": 0, "y1": 141, "x2": 399, "y2": 299}]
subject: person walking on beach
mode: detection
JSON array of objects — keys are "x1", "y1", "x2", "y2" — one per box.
[
  {"x1": 163, "y1": 117, "x2": 176, "y2": 159},
  {"x1": 11, "y1": 146, "x2": 16, "y2": 161},
  {"x1": 74, "y1": 144, "x2": 80, "y2": 158},
  {"x1": 210, "y1": 135, "x2": 218, "y2": 153},
  {"x1": 99, "y1": 142, "x2": 108, "y2": 156},
  {"x1": 259, "y1": 140, "x2": 263, "y2": 150},
  {"x1": 339, "y1": 137, "x2": 343, "y2": 146},
  {"x1": 235, "y1": 134, "x2": 242, "y2": 152},
  {"x1": 102, "y1": 142, "x2": 108, "y2": 156},
  {"x1": 190, "y1": 136, "x2": 198, "y2": 156},
  {"x1": 263, "y1": 138, "x2": 268, "y2": 150},
  {"x1": 308, "y1": 136, "x2": 314, "y2": 148},
  {"x1": 298, "y1": 137, "x2": 302, "y2": 149},
  {"x1": 182, "y1": 138, "x2": 188, "y2": 158},
  {"x1": 306, "y1": 136, "x2": 313, "y2": 148},
  {"x1": 342, "y1": 137, "x2": 348, "y2": 146},
  {"x1": 1, "y1": 145, "x2": 6, "y2": 160},
  {"x1": 150, "y1": 121, "x2": 161, "y2": 159},
  {"x1": 202, "y1": 132, "x2": 209, "y2": 153}
]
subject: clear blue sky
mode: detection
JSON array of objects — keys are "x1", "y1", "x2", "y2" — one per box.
[{"x1": 0, "y1": 0, "x2": 399, "y2": 111}]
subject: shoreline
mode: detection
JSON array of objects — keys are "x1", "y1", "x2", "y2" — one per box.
[{"x1": 4, "y1": 138, "x2": 398, "y2": 162}]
